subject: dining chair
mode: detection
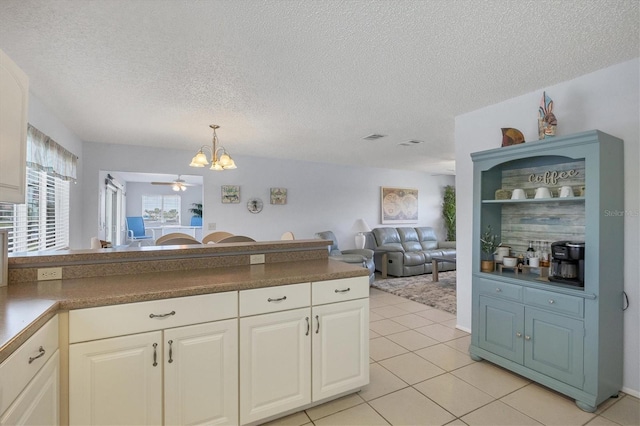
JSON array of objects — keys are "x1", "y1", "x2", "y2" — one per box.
[
  {"x1": 280, "y1": 231, "x2": 295, "y2": 240},
  {"x1": 202, "y1": 231, "x2": 234, "y2": 244},
  {"x1": 125, "y1": 217, "x2": 154, "y2": 245},
  {"x1": 155, "y1": 233, "x2": 201, "y2": 246},
  {"x1": 217, "y1": 235, "x2": 256, "y2": 243}
]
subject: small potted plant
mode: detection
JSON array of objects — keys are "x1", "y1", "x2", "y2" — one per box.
[{"x1": 480, "y1": 225, "x2": 499, "y2": 272}]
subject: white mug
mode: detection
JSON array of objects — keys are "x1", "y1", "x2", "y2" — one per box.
[
  {"x1": 559, "y1": 186, "x2": 574, "y2": 198},
  {"x1": 511, "y1": 188, "x2": 526, "y2": 200},
  {"x1": 534, "y1": 187, "x2": 552, "y2": 199}
]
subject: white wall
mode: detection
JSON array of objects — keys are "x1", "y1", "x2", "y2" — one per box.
[
  {"x1": 27, "y1": 93, "x2": 84, "y2": 249},
  {"x1": 82, "y1": 142, "x2": 454, "y2": 249},
  {"x1": 455, "y1": 59, "x2": 640, "y2": 396}
]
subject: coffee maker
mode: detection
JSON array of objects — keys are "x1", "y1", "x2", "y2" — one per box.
[{"x1": 549, "y1": 241, "x2": 585, "y2": 286}]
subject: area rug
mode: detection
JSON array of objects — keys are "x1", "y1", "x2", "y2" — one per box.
[{"x1": 371, "y1": 271, "x2": 457, "y2": 314}]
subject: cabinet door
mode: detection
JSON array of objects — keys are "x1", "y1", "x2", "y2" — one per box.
[
  {"x1": 240, "y1": 308, "x2": 311, "y2": 425},
  {"x1": 0, "y1": 350, "x2": 59, "y2": 425},
  {"x1": 478, "y1": 296, "x2": 524, "y2": 363},
  {"x1": 525, "y1": 307, "x2": 584, "y2": 388},
  {"x1": 69, "y1": 331, "x2": 162, "y2": 425},
  {"x1": 0, "y1": 48, "x2": 28, "y2": 204},
  {"x1": 312, "y1": 299, "x2": 369, "y2": 401},
  {"x1": 164, "y1": 319, "x2": 238, "y2": 426}
]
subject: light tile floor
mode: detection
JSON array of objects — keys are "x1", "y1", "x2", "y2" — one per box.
[{"x1": 264, "y1": 287, "x2": 639, "y2": 426}]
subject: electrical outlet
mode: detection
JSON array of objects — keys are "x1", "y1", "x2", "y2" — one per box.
[
  {"x1": 208, "y1": 223, "x2": 216, "y2": 230},
  {"x1": 250, "y1": 254, "x2": 265, "y2": 265},
  {"x1": 37, "y1": 267, "x2": 62, "y2": 281}
]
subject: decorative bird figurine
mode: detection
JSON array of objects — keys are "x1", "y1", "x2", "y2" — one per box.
[{"x1": 538, "y1": 91, "x2": 557, "y2": 139}]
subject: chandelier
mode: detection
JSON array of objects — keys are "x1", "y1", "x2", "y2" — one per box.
[{"x1": 189, "y1": 124, "x2": 237, "y2": 171}]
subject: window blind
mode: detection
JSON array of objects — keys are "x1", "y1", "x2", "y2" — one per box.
[{"x1": 0, "y1": 167, "x2": 70, "y2": 253}]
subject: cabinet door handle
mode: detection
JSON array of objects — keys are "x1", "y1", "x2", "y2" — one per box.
[
  {"x1": 516, "y1": 332, "x2": 522, "y2": 338},
  {"x1": 525, "y1": 335, "x2": 531, "y2": 341},
  {"x1": 305, "y1": 317, "x2": 310, "y2": 336},
  {"x1": 28, "y1": 346, "x2": 46, "y2": 364},
  {"x1": 495, "y1": 288, "x2": 502, "y2": 292},
  {"x1": 152, "y1": 343, "x2": 158, "y2": 366},
  {"x1": 548, "y1": 299, "x2": 555, "y2": 304},
  {"x1": 168, "y1": 340, "x2": 174, "y2": 363},
  {"x1": 267, "y1": 296, "x2": 287, "y2": 302},
  {"x1": 335, "y1": 287, "x2": 351, "y2": 293},
  {"x1": 149, "y1": 310, "x2": 176, "y2": 319},
  {"x1": 315, "y1": 315, "x2": 320, "y2": 334}
]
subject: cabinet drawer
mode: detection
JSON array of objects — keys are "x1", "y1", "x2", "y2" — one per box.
[
  {"x1": 476, "y1": 278, "x2": 523, "y2": 302},
  {"x1": 0, "y1": 316, "x2": 58, "y2": 416},
  {"x1": 524, "y1": 288, "x2": 584, "y2": 318},
  {"x1": 69, "y1": 291, "x2": 237, "y2": 343},
  {"x1": 312, "y1": 276, "x2": 369, "y2": 305},
  {"x1": 240, "y1": 283, "x2": 310, "y2": 317}
]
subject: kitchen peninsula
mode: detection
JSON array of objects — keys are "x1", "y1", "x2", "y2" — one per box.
[{"x1": 1, "y1": 239, "x2": 370, "y2": 425}]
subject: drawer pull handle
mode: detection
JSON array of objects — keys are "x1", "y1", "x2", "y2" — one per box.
[
  {"x1": 525, "y1": 335, "x2": 531, "y2": 341},
  {"x1": 267, "y1": 296, "x2": 287, "y2": 303},
  {"x1": 152, "y1": 343, "x2": 158, "y2": 366},
  {"x1": 28, "y1": 346, "x2": 45, "y2": 364},
  {"x1": 305, "y1": 317, "x2": 310, "y2": 336},
  {"x1": 495, "y1": 288, "x2": 502, "y2": 292},
  {"x1": 335, "y1": 288, "x2": 351, "y2": 293},
  {"x1": 168, "y1": 340, "x2": 174, "y2": 363},
  {"x1": 516, "y1": 332, "x2": 522, "y2": 338},
  {"x1": 548, "y1": 299, "x2": 555, "y2": 304},
  {"x1": 149, "y1": 310, "x2": 176, "y2": 319},
  {"x1": 315, "y1": 315, "x2": 320, "y2": 334}
]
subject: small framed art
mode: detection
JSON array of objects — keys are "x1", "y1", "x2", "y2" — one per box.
[
  {"x1": 221, "y1": 185, "x2": 240, "y2": 204},
  {"x1": 270, "y1": 188, "x2": 287, "y2": 205}
]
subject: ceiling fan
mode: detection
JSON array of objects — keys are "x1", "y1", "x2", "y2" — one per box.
[{"x1": 150, "y1": 175, "x2": 194, "y2": 192}]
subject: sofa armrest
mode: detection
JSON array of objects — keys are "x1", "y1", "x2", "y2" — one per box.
[
  {"x1": 342, "y1": 248, "x2": 374, "y2": 259},
  {"x1": 439, "y1": 241, "x2": 456, "y2": 249}
]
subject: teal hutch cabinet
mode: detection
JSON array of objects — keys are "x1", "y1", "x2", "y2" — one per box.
[{"x1": 470, "y1": 130, "x2": 624, "y2": 412}]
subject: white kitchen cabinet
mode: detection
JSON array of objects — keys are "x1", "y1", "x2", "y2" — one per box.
[
  {"x1": 0, "y1": 316, "x2": 59, "y2": 423},
  {"x1": 0, "y1": 48, "x2": 28, "y2": 204},
  {"x1": 312, "y1": 298, "x2": 369, "y2": 401},
  {"x1": 239, "y1": 307, "x2": 312, "y2": 425},
  {"x1": 1, "y1": 350, "x2": 59, "y2": 426},
  {"x1": 164, "y1": 319, "x2": 238, "y2": 426},
  {"x1": 239, "y1": 277, "x2": 369, "y2": 425},
  {"x1": 69, "y1": 292, "x2": 238, "y2": 425}
]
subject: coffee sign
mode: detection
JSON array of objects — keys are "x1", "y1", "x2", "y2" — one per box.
[{"x1": 528, "y1": 169, "x2": 578, "y2": 186}]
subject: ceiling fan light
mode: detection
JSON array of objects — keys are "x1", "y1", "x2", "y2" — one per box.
[
  {"x1": 180, "y1": 185, "x2": 187, "y2": 191},
  {"x1": 172, "y1": 184, "x2": 180, "y2": 191}
]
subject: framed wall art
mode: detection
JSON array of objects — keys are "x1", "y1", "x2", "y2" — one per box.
[
  {"x1": 270, "y1": 187, "x2": 287, "y2": 205},
  {"x1": 381, "y1": 187, "x2": 419, "y2": 224},
  {"x1": 221, "y1": 185, "x2": 240, "y2": 204}
]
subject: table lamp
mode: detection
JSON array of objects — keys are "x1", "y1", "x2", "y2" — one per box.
[{"x1": 352, "y1": 219, "x2": 371, "y2": 249}]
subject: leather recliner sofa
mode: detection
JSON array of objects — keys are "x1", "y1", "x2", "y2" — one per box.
[{"x1": 369, "y1": 226, "x2": 456, "y2": 278}]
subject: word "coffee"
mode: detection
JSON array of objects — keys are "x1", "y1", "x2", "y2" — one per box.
[{"x1": 528, "y1": 169, "x2": 578, "y2": 185}]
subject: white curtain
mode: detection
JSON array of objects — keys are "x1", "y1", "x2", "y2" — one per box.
[{"x1": 26, "y1": 124, "x2": 78, "y2": 182}]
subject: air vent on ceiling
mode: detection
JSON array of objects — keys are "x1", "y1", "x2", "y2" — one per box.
[
  {"x1": 362, "y1": 134, "x2": 386, "y2": 140},
  {"x1": 398, "y1": 140, "x2": 424, "y2": 146}
]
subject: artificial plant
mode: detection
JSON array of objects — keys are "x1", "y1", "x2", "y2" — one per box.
[{"x1": 441, "y1": 185, "x2": 456, "y2": 241}]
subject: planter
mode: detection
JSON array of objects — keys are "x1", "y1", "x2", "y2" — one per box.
[{"x1": 480, "y1": 260, "x2": 495, "y2": 272}]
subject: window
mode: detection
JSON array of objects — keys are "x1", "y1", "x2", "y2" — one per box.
[
  {"x1": 0, "y1": 167, "x2": 70, "y2": 253},
  {"x1": 141, "y1": 195, "x2": 181, "y2": 227}
]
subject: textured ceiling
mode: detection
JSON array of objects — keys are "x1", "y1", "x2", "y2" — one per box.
[{"x1": 0, "y1": 1, "x2": 638, "y2": 174}]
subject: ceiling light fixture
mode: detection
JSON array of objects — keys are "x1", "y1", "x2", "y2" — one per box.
[{"x1": 189, "y1": 124, "x2": 237, "y2": 171}]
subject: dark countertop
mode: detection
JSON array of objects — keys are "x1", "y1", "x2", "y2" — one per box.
[{"x1": 0, "y1": 258, "x2": 367, "y2": 364}]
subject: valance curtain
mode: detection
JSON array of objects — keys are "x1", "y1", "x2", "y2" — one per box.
[{"x1": 26, "y1": 124, "x2": 78, "y2": 182}]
